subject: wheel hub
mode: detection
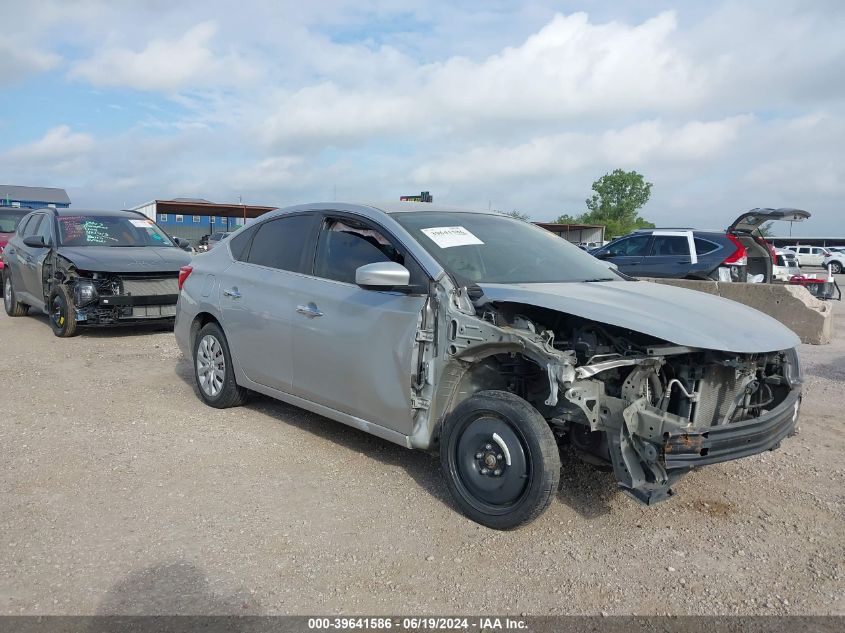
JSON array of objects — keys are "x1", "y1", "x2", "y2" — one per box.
[{"x1": 475, "y1": 441, "x2": 505, "y2": 476}]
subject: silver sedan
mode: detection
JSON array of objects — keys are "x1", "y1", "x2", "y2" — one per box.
[{"x1": 175, "y1": 202, "x2": 802, "y2": 529}]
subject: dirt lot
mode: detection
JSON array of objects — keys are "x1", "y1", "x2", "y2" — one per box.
[{"x1": 1, "y1": 278, "x2": 843, "y2": 616}]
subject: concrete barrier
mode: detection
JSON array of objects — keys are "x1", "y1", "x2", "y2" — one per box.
[{"x1": 642, "y1": 278, "x2": 834, "y2": 345}]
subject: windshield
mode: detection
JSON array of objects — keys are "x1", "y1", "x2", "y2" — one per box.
[
  {"x1": 394, "y1": 211, "x2": 621, "y2": 284},
  {"x1": 57, "y1": 215, "x2": 175, "y2": 247},
  {"x1": 0, "y1": 209, "x2": 28, "y2": 233}
]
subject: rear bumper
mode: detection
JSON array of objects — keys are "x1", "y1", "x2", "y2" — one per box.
[{"x1": 663, "y1": 388, "x2": 801, "y2": 469}]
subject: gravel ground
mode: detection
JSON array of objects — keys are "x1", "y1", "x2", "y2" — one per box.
[{"x1": 1, "y1": 277, "x2": 843, "y2": 616}]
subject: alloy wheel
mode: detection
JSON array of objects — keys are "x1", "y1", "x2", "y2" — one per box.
[{"x1": 196, "y1": 334, "x2": 226, "y2": 397}]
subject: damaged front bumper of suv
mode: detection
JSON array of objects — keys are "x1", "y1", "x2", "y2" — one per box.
[{"x1": 71, "y1": 274, "x2": 179, "y2": 325}]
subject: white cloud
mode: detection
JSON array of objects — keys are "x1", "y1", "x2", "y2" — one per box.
[
  {"x1": 6, "y1": 126, "x2": 95, "y2": 161},
  {"x1": 70, "y1": 21, "x2": 258, "y2": 91},
  {"x1": 0, "y1": 39, "x2": 60, "y2": 83},
  {"x1": 411, "y1": 116, "x2": 751, "y2": 185}
]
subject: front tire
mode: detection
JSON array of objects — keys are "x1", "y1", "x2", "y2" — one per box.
[
  {"x1": 48, "y1": 285, "x2": 77, "y2": 337},
  {"x1": 439, "y1": 390, "x2": 561, "y2": 530},
  {"x1": 829, "y1": 261, "x2": 842, "y2": 274},
  {"x1": 193, "y1": 322, "x2": 249, "y2": 408},
  {"x1": 4, "y1": 273, "x2": 29, "y2": 317}
]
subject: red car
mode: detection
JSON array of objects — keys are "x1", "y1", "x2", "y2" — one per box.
[{"x1": 0, "y1": 206, "x2": 30, "y2": 278}]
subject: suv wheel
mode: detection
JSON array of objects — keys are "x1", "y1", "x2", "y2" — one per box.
[
  {"x1": 829, "y1": 261, "x2": 842, "y2": 274},
  {"x1": 48, "y1": 285, "x2": 78, "y2": 337},
  {"x1": 193, "y1": 322, "x2": 249, "y2": 408},
  {"x1": 440, "y1": 390, "x2": 561, "y2": 530},
  {"x1": 4, "y1": 274, "x2": 30, "y2": 317}
]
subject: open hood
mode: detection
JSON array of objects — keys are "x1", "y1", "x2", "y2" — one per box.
[
  {"x1": 729, "y1": 208, "x2": 810, "y2": 233},
  {"x1": 477, "y1": 280, "x2": 800, "y2": 354}
]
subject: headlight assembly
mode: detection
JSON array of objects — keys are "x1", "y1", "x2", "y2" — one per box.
[{"x1": 73, "y1": 280, "x2": 98, "y2": 307}]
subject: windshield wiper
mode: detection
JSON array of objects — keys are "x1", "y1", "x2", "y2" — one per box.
[{"x1": 581, "y1": 278, "x2": 615, "y2": 283}]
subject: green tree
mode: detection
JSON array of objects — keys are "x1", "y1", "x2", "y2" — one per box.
[
  {"x1": 553, "y1": 213, "x2": 580, "y2": 224},
  {"x1": 582, "y1": 169, "x2": 654, "y2": 237},
  {"x1": 756, "y1": 221, "x2": 775, "y2": 237},
  {"x1": 503, "y1": 209, "x2": 531, "y2": 221}
]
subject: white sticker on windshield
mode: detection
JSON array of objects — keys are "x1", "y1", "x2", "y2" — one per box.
[
  {"x1": 129, "y1": 219, "x2": 152, "y2": 228},
  {"x1": 420, "y1": 226, "x2": 484, "y2": 248}
]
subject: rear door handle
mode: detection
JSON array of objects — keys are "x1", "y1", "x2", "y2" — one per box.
[
  {"x1": 296, "y1": 303, "x2": 324, "y2": 318},
  {"x1": 223, "y1": 287, "x2": 241, "y2": 299}
]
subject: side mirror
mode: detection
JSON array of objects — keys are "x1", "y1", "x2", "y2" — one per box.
[
  {"x1": 23, "y1": 235, "x2": 46, "y2": 248},
  {"x1": 594, "y1": 250, "x2": 612, "y2": 260},
  {"x1": 355, "y1": 262, "x2": 410, "y2": 290}
]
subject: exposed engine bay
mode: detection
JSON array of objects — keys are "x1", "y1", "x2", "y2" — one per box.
[
  {"x1": 48, "y1": 255, "x2": 179, "y2": 325},
  {"x1": 412, "y1": 280, "x2": 803, "y2": 504}
]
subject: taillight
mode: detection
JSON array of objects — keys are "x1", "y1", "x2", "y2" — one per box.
[
  {"x1": 724, "y1": 234, "x2": 748, "y2": 265},
  {"x1": 177, "y1": 265, "x2": 193, "y2": 290}
]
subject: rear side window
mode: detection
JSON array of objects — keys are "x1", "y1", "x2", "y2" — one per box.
[
  {"x1": 649, "y1": 235, "x2": 689, "y2": 256},
  {"x1": 694, "y1": 238, "x2": 720, "y2": 255},
  {"x1": 228, "y1": 226, "x2": 256, "y2": 262},
  {"x1": 246, "y1": 214, "x2": 314, "y2": 272}
]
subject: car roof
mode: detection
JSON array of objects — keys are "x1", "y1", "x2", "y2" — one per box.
[
  {"x1": 277, "y1": 201, "x2": 494, "y2": 217},
  {"x1": 51, "y1": 208, "x2": 146, "y2": 218}
]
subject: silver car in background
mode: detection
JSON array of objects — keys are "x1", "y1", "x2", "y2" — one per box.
[{"x1": 175, "y1": 202, "x2": 802, "y2": 529}]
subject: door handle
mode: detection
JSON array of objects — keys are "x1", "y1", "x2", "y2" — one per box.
[
  {"x1": 223, "y1": 287, "x2": 241, "y2": 299},
  {"x1": 296, "y1": 303, "x2": 324, "y2": 318}
]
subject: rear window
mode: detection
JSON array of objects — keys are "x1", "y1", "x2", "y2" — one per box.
[
  {"x1": 694, "y1": 238, "x2": 720, "y2": 255},
  {"x1": 0, "y1": 208, "x2": 29, "y2": 233}
]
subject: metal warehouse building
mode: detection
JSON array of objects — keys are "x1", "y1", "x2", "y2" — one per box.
[
  {"x1": 131, "y1": 198, "x2": 277, "y2": 246},
  {"x1": 0, "y1": 184, "x2": 70, "y2": 209},
  {"x1": 534, "y1": 222, "x2": 606, "y2": 244}
]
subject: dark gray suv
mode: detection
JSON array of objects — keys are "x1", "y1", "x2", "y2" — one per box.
[
  {"x1": 592, "y1": 209, "x2": 810, "y2": 282},
  {"x1": 3, "y1": 208, "x2": 191, "y2": 336}
]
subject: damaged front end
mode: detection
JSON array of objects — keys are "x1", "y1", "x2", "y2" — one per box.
[
  {"x1": 412, "y1": 276, "x2": 803, "y2": 504},
  {"x1": 53, "y1": 256, "x2": 180, "y2": 325}
]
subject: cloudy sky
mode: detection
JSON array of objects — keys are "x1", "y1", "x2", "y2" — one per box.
[{"x1": 1, "y1": 0, "x2": 843, "y2": 235}]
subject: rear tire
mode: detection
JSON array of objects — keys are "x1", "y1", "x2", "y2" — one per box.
[
  {"x1": 4, "y1": 274, "x2": 29, "y2": 317},
  {"x1": 48, "y1": 285, "x2": 77, "y2": 337},
  {"x1": 439, "y1": 390, "x2": 561, "y2": 530},
  {"x1": 193, "y1": 322, "x2": 249, "y2": 408}
]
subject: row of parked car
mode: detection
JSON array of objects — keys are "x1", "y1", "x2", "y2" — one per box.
[
  {"x1": 587, "y1": 208, "x2": 843, "y2": 283},
  {"x1": 0, "y1": 200, "x2": 806, "y2": 529}
]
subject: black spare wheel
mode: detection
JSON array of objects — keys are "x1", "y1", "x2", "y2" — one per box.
[
  {"x1": 49, "y1": 285, "x2": 77, "y2": 337},
  {"x1": 440, "y1": 390, "x2": 561, "y2": 530}
]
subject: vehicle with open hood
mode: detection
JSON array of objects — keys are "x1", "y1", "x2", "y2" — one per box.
[
  {"x1": 175, "y1": 203, "x2": 803, "y2": 529},
  {"x1": 592, "y1": 208, "x2": 809, "y2": 283},
  {"x1": 3, "y1": 208, "x2": 191, "y2": 336}
]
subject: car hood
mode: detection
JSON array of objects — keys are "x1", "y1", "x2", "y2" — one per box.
[
  {"x1": 57, "y1": 246, "x2": 191, "y2": 273},
  {"x1": 477, "y1": 280, "x2": 800, "y2": 353}
]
